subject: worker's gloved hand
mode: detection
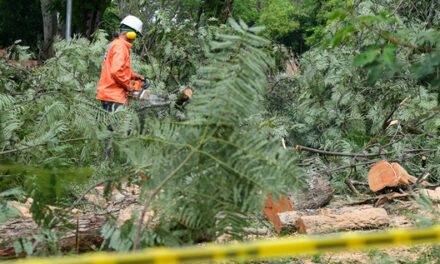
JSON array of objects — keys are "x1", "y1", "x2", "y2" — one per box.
[{"x1": 137, "y1": 74, "x2": 145, "y2": 81}]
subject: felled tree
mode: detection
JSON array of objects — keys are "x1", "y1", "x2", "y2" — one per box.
[{"x1": 109, "y1": 19, "x2": 305, "y2": 248}]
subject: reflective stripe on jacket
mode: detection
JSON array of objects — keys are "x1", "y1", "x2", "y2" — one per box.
[{"x1": 96, "y1": 38, "x2": 139, "y2": 105}]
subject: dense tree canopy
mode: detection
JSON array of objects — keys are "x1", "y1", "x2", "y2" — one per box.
[
  {"x1": 0, "y1": 0, "x2": 439, "y2": 261},
  {"x1": 0, "y1": 0, "x2": 347, "y2": 57}
]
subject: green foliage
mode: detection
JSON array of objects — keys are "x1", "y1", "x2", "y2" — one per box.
[
  {"x1": 0, "y1": 188, "x2": 22, "y2": 223},
  {"x1": 258, "y1": 0, "x2": 299, "y2": 41},
  {"x1": 110, "y1": 18, "x2": 305, "y2": 245},
  {"x1": 266, "y1": 0, "x2": 440, "y2": 190},
  {"x1": 232, "y1": 0, "x2": 349, "y2": 51},
  {"x1": 0, "y1": 31, "x2": 128, "y2": 230},
  {"x1": 233, "y1": 0, "x2": 260, "y2": 24},
  {"x1": 1, "y1": 18, "x2": 305, "y2": 251}
]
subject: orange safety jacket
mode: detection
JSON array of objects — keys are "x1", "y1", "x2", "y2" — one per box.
[{"x1": 96, "y1": 38, "x2": 140, "y2": 105}]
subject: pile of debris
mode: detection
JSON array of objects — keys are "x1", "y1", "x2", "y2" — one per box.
[
  {"x1": 264, "y1": 160, "x2": 438, "y2": 235},
  {"x1": 0, "y1": 180, "x2": 154, "y2": 256}
]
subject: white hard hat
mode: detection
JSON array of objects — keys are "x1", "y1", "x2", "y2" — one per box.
[{"x1": 120, "y1": 15, "x2": 143, "y2": 35}]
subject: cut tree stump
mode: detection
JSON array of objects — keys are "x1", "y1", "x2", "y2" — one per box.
[
  {"x1": 297, "y1": 206, "x2": 390, "y2": 234},
  {"x1": 368, "y1": 160, "x2": 399, "y2": 192},
  {"x1": 368, "y1": 160, "x2": 433, "y2": 192},
  {"x1": 176, "y1": 88, "x2": 193, "y2": 105}
]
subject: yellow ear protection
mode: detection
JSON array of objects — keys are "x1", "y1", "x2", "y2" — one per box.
[
  {"x1": 120, "y1": 25, "x2": 137, "y2": 40},
  {"x1": 126, "y1": 31, "x2": 137, "y2": 39}
]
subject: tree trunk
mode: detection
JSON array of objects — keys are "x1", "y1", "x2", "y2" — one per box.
[
  {"x1": 222, "y1": 0, "x2": 234, "y2": 23},
  {"x1": 0, "y1": 184, "x2": 147, "y2": 256},
  {"x1": 288, "y1": 175, "x2": 333, "y2": 210},
  {"x1": 83, "y1": 4, "x2": 107, "y2": 39},
  {"x1": 0, "y1": 214, "x2": 106, "y2": 256},
  {"x1": 40, "y1": 0, "x2": 57, "y2": 60},
  {"x1": 297, "y1": 207, "x2": 390, "y2": 234}
]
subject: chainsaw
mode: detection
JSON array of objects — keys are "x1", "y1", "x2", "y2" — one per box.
[{"x1": 128, "y1": 80, "x2": 170, "y2": 106}]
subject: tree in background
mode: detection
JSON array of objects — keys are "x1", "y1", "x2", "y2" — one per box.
[
  {"x1": 49, "y1": 0, "x2": 111, "y2": 37},
  {"x1": 0, "y1": 0, "x2": 111, "y2": 59},
  {"x1": 40, "y1": 0, "x2": 111, "y2": 59},
  {"x1": 0, "y1": 0, "x2": 43, "y2": 53},
  {"x1": 0, "y1": 0, "x2": 348, "y2": 59},
  {"x1": 233, "y1": 0, "x2": 347, "y2": 52}
]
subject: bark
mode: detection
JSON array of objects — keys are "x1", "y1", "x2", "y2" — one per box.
[
  {"x1": 40, "y1": 0, "x2": 57, "y2": 60},
  {"x1": 297, "y1": 207, "x2": 390, "y2": 234},
  {"x1": 0, "y1": 184, "x2": 147, "y2": 256},
  {"x1": 288, "y1": 175, "x2": 333, "y2": 210},
  {"x1": 83, "y1": 5, "x2": 107, "y2": 39},
  {"x1": 222, "y1": 0, "x2": 234, "y2": 23},
  {"x1": 0, "y1": 214, "x2": 106, "y2": 256}
]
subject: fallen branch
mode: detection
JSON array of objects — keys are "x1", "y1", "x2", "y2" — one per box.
[
  {"x1": 315, "y1": 160, "x2": 377, "y2": 175},
  {"x1": 391, "y1": 0, "x2": 405, "y2": 16},
  {"x1": 350, "y1": 180, "x2": 369, "y2": 186},
  {"x1": 405, "y1": 105, "x2": 440, "y2": 129},
  {"x1": 0, "y1": 138, "x2": 89, "y2": 155},
  {"x1": 314, "y1": 152, "x2": 434, "y2": 176},
  {"x1": 345, "y1": 178, "x2": 360, "y2": 195},
  {"x1": 403, "y1": 148, "x2": 438, "y2": 154},
  {"x1": 296, "y1": 145, "x2": 392, "y2": 157},
  {"x1": 347, "y1": 192, "x2": 410, "y2": 206},
  {"x1": 67, "y1": 179, "x2": 113, "y2": 212},
  {"x1": 367, "y1": 96, "x2": 410, "y2": 146},
  {"x1": 0, "y1": 213, "x2": 106, "y2": 256}
]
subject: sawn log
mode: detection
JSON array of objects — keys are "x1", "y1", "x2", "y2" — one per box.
[
  {"x1": 297, "y1": 206, "x2": 390, "y2": 234},
  {"x1": 0, "y1": 213, "x2": 106, "y2": 256}
]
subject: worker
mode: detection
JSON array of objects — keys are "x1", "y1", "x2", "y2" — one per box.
[
  {"x1": 96, "y1": 15, "x2": 145, "y2": 113},
  {"x1": 96, "y1": 15, "x2": 144, "y2": 158}
]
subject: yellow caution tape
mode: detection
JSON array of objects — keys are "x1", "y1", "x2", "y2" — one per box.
[{"x1": 10, "y1": 225, "x2": 440, "y2": 264}]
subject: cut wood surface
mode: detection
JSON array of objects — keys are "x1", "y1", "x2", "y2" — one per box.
[
  {"x1": 368, "y1": 160, "x2": 399, "y2": 192},
  {"x1": 267, "y1": 175, "x2": 333, "y2": 233},
  {"x1": 392, "y1": 163, "x2": 415, "y2": 185},
  {"x1": 176, "y1": 88, "x2": 193, "y2": 105},
  {"x1": 368, "y1": 160, "x2": 433, "y2": 192},
  {"x1": 275, "y1": 211, "x2": 303, "y2": 233},
  {"x1": 297, "y1": 206, "x2": 390, "y2": 234}
]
